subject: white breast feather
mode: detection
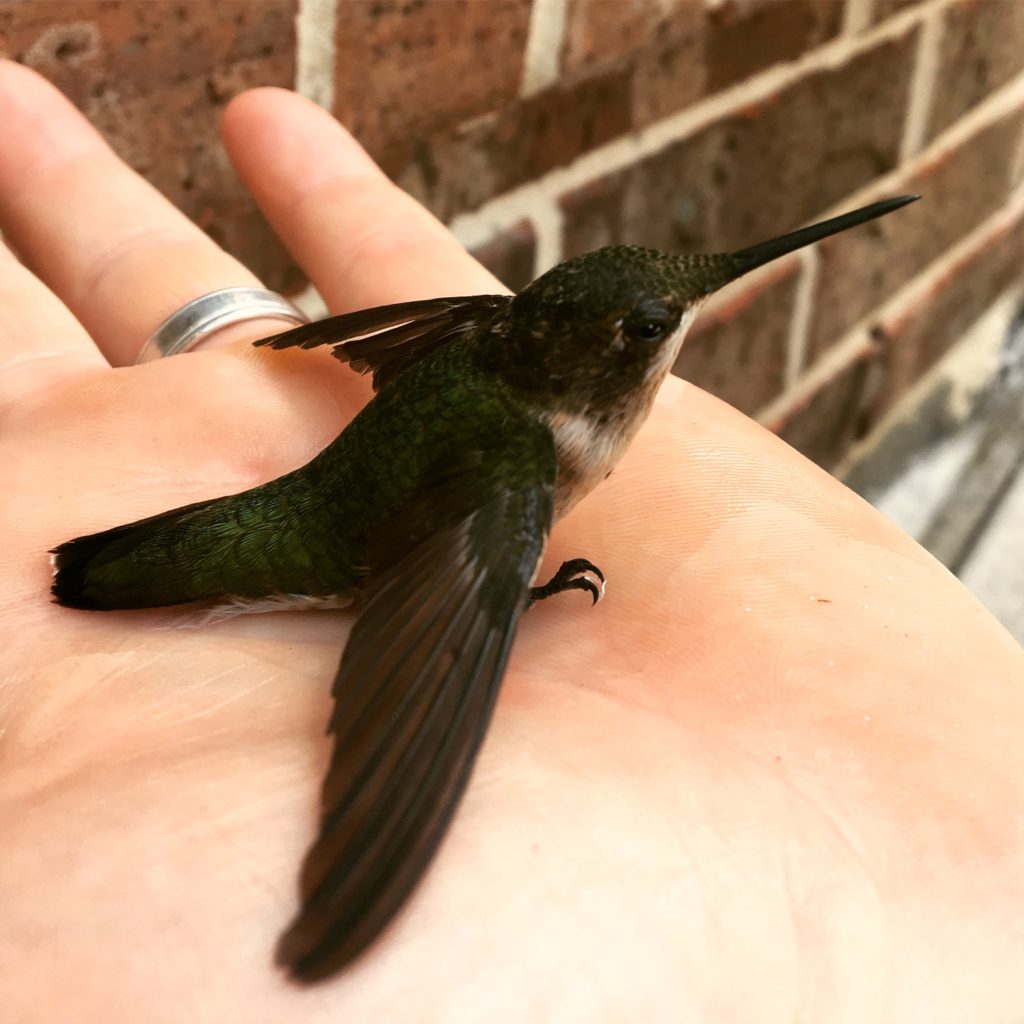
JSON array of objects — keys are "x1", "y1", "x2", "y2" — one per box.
[{"x1": 541, "y1": 306, "x2": 700, "y2": 516}]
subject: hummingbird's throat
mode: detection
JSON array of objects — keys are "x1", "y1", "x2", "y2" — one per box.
[
  {"x1": 544, "y1": 304, "x2": 700, "y2": 517},
  {"x1": 646, "y1": 302, "x2": 701, "y2": 387}
]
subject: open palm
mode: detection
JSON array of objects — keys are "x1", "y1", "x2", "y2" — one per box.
[{"x1": 2, "y1": 64, "x2": 1022, "y2": 1022}]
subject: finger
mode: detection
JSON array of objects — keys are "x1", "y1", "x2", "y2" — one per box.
[
  {"x1": 0, "y1": 239, "x2": 106, "y2": 407},
  {"x1": 221, "y1": 88, "x2": 501, "y2": 313},
  {"x1": 0, "y1": 62, "x2": 287, "y2": 367}
]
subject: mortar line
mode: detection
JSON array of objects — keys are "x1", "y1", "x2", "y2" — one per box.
[
  {"x1": 757, "y1": 184, "x2": 1024, "y2": 426},
  {"x1": 295, "y1": 0, "x2": 338, "y2": 109},
  {"x1": 531, "y1": 196, "x2": 566, "y2": 275},
  {"x1": 834, "y1": 283, "x2": 1024, "y2": 476},
  {"x1": 290, "y1": 280, "x2": 329, "y2": 319},
  {"x1": 786, "y1": 248, "x2": 820, "y2": 388},
  {"x1": 899, "y1": 6, "x2": 943, "y2": 162},
  {"x1": 842, "y1": 0, "x2": 875, "y2": 37},
  {"x1": 450, "y1": 193, "x2": 564, "y2": 282},
  {"x1": 1011, "y1": 118, "x2": 1024, "y2": 189},
  {"x1": 520, "y1": 0, "x2": 568, "y2": 99}
]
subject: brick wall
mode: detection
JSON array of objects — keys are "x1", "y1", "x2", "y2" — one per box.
[{"x1": 3, "y1": 0, "x2": 1023, "y2": 470}]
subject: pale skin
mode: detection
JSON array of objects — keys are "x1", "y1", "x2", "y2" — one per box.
[{"x1": 1, "y1": 62, "x2": 1022, "y2": 1022}]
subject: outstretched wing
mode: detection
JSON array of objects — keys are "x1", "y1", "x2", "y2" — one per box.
[
  {"x1": 254, "y1": 295, "x2": 511, "y2": 391},
  {"x1": 277, "y1": 428, "x2": 557, "y2": 982}
]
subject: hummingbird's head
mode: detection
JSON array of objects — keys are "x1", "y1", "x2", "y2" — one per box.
[
  {"x1": 498, "y1": 195, "x2": 920, "y2": 419},
  {"x1": 500, "y1": 244, "x2": 738, "y2": 415}
]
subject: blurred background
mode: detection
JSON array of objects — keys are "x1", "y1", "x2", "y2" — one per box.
[{"x1": 2, "y1": 0, "x2": 1022, "y2": 639}]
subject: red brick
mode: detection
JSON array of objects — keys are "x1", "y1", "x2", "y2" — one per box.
[
  {"x1": 561, "y1": 27, "x2": 918, "y2": 258},
  {"x1": 927, "y1": 0, "x2": 1024, "y2": 140},
  {"x1": 561, "y1": 0, "x2": 709, "y2": 127},
  {"x1": 671, "y1": 259, "x2": 799, "y2": 415},
  {"x1": 806, "y1": 106, "x2": 1024, "y2": 363},
  {"x1": 702, "y1": 0, "x2": 843, "y2": 94},
  {"x1": 470, "y1": 218, "x2": 536, "y2": 293},
  {"x1": 561, "y1": 0, "x2": 701, "y2": 75},
  {"x1": 0, "y1": 0, "x2": 301, "y2": 292},
  {"x1": 871, "y1": 203, "x2": 1024, "y2": 417},
  {"x1": 562, "y1": 0, "x2": 842, "y2": 128},
  {"x1": 396, "y1": 67, "x2": 632, "y2": 221},
  {"x1": 1, "y1": 0, "x2": 296, "y2": 90},
  {"x1": 333, "y1": 0, "x2": 531, "y2": 172},
  {"x1": 389, "y1": 0, "x2": 845, "y2": 222},
  {"x1": 559, "y1": 169, "x2": 632, "y2": 256},
  {"x1": 769, "y1": 340, "x2": 884, "y2": 469},
  {"x1": 626, "y1": 5, "x2": 709, "y2": 126}
]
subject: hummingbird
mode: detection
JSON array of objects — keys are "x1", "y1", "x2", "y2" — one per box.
[{"x1": 49, "y1": 194, "x2": 919, "y2": 982}]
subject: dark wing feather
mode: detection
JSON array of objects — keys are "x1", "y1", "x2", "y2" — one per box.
[
  {"x1": 276, "y1": 439, "x2": 555, "y2": 982},
  {"x1": 253, "y1": 295, "x2": 511, "y2": 391}
]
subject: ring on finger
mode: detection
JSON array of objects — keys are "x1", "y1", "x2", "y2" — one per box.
[{"x1": 136, "y1": 286, "x2": 309, "y2": 363}]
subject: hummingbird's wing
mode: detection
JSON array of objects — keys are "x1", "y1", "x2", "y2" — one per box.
[
  {"x1": 254, "y1": 295, "x2": 511, "y2": 390},
  {"x1": 277, "y1": 426, "x2": 557, "y2": 982}
]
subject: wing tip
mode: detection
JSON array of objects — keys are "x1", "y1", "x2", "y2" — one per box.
[
  {"x1": 275, "y1": 916, "x2": 364, "y2": 985},
  {"x1": 252, "y1": 330, "x2": 298, "y2": 350}
]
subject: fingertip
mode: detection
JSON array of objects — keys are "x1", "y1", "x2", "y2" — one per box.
[
  {"x1": 0, "y1": 59, "x2": 102, "y2": 172},
  {"x1": 222, "y1": 86, "x2": 313, "y2": 140},
  {"x1": 0, "y1": 57, "x2": 48, "y2": 94},
  {"x1": 0, "y1": 59, "x2": 95, "y2": 133},
  {"x1": 221, "y1": 86, "x2": 501, "y2": 310},
  {"x1": 222, "y1": 87, "x2": 382, "y2": 204}
]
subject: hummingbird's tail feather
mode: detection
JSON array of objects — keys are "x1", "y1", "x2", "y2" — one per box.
[
  {"x1": 50, "y1": 496, "x2": 239, "y2": 610},
  {"x1": 50, "y1": 475, "x2": 352, "y2": 612}
]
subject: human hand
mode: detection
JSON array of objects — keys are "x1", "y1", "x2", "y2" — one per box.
[{"x1": 2, "y1": 62, "x2": 1022, "y2": 1021}]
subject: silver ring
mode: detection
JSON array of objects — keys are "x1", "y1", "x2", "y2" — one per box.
[{"x1": 136, "y1": 287, "x2": 310, "y2": 363}]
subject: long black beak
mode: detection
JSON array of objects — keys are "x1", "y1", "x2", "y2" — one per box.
[{"x1": 727, "y1": 194, "x2": 920, "y2": 281}]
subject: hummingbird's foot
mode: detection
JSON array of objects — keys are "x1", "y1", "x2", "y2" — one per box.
[{"x1": 528, "y1": 558, "x2": 606, "y2": 609}]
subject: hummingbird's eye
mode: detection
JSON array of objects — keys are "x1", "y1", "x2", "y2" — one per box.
[
  {"x1": 631, "y1": 320, "x2": 667, "y2": 342},
  {"x1": 622, "y1": 300, "x2": 677, "y2": 344}
]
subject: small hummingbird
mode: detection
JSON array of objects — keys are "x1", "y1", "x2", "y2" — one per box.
[{"x1": 50, "y1": 194, "x2": 919, "y2": 982}]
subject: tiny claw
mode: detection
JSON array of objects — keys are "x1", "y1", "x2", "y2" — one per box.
[
  {"x1": 528, "y1": 558, "x2": 607, "y2": 609},
  {"x1": 561, "y1": 557, "x2": 605, "y2": 583}
]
